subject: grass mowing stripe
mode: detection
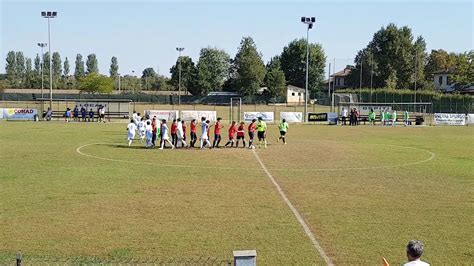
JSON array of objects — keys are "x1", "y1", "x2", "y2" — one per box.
[{"x1": 252, "y1": 149, "x2": 334, "y2": 266}]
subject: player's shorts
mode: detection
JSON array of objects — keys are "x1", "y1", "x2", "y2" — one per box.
[
  {"x1": 280, "y1": 131, "x2": 286, "y2": 136},
  {"x1": 229, "y1": 134, "x2": 235, "y2": 140},
  {"x1": 162, "y1": 134, "x2": 170, "y2": 140},
  {"x1": 214, "y1": 134, "x2": 221, "y2": 140},
  {"x1": 248, "y1": 132, "x2": 255, "y2": 140},
  {"x1": 191, "y1": 132, "x2": 197, "y2": 140},
  {"x1": 127, "y1": 133, "x2": 135, "y2": 140},
  {"x1": 257, "y1": 131, "x2": 265, "y2": 140},
  {"x1": 201, "y1": 134, "x2": 208, "y2": 140}
]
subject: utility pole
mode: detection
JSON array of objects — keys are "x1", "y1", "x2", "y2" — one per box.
[
  {"x1": 176, "y1": 47, "x2": 184, "y2": 108},
  {"x1": 300, "y1": 16, "x2": 315, "y2": 122},
  {"x1": 41, "y1": 11, "x2": 57, "y2": 110}
]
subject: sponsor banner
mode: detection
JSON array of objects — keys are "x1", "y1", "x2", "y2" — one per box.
[
  {"x1": 243, "y1": 112, "x2": 274, "y2": 122},
  {"x1": 327, "y1": 112, "x2": 338, "y2": 124},
  {"x1": 180, "y1": 111, "x2": 217, "y2": 122},
  {"x1": 358, "y1": 105, "x2": 392, "y2": 116},
  {"x1": 145, "y1": 110, "x2": 179, "y2": 121},
  {"x1": 468, "y1": 114, "x2": 474, "y2": 125},
  {"x1": 308, "y1": 112, "x2": 327, "y2": 122},
  {"x1": 0, "y1": 108, "x2": 3, "y2": 119},
  {"x1": 3, "y1": 108, "x2": 38, "y2": 120},
  {"x1": 280, "y1": 112, "x2": 303, "y2": 123},
  {"x1": 434, "y1": 113, "x2": 466, "y2": 126},
  {"x1": 75, "y1": 102, "x2": 129, "y2": 113}
]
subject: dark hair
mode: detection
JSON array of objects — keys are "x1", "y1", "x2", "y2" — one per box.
[
  {"x1": 130, "y1": 119, "x2": 134, "y2": 123},
  {"x1": 191, "y1": 119, "x2": 196, "y2": 122},
  {"x1": 282, "y1": 119, "x2": 286, "y2": 123},
  {"x1": 406, "y1": 240, "x2": 424, "y2": 259},
  {"x1": 147, "y1": 121, "x2": 151, "y2": 125},
  {"x1": 177, "y1": 118, "x2": 181, "y2": 122},
  {"x1": 258, "y1": 117, "x2": 262, "y2": 120},
  {"x1": 162, "y1": 119, "x2": 166, "y2": 123},
  {"x1": 252, "y1": 119, "x2": 257, "y2": 122},
  {"x1": 201, "y1": 117, "x2": 206, "y2": 121},
  {"x1": 217, "y1": 117, "x2": 222, "y2": 121}
]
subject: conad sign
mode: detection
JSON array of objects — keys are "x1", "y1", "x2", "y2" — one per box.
[{"x1": 3, "y1": 108, "x2": 38, "y2": 120}]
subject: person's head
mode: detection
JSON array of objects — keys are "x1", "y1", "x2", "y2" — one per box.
[
  {"x1": 130, "y1": 119, "x2": 134, "y2": 123},
  {"x1": 258, "y1": 117, "x2": 262, "y2": 121},
  {"x1": 217, "y1": 117, "x2": 222, "y2": 122},
  {"x1": 201, "y1": 117, "x2": 206, "y2": 122},
  {"x1": 162, "y1": 119, "x2": 166, "y2": 124},
  {"x1": 138, "y1": 113, "x2": 141, "y2": 116},
  {"x1": 90, "y1": 108, "x2": 93, "y2": 111},
  {"x1": 206, "y1": 120, "x2": 210, "y2": 124},
  {"x1": 252, "y1": 119, "x2": 257, "y2": 123},
  {"x1": 370, "y1": 108, "x2": 374, "y2": 112},
  {"x1": 147, "y1": 121, "x2": 151, "y2": 125},
  {"x1": 282, "y1": 119, "x2": 286, "y2": 123},
  {"x1": 152, "y1": 117, "x2": 156, "y2": 121},
  {"x1": 173, "y1": 119, "x2": 177, "y2": 123},
  {"x1": 406, "y1": 240, "x2": 424, "y2": 261},
  {"x1": 177, "y1": 118, "x2": 181, "y2": 122},
  {"x1": 240, "y1": 121, "x2": 245, "y2": 125},
  {"x1": 191, "y1": 119, "x2": 196, "y2": 123},
  {"x1": 231, "y1": 121, "x2": 236, "y2": 125}
]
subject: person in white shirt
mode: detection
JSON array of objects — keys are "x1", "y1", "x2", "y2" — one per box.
[
  {"x1": 135, "y1": 113, "x2": 142, "y2": 126},
  {"x1": 132, "y1": 111, "x2": 138, "y2": 124},
  {"x1": 145, "y1": 120, "x2": 153, "y2": 148},
  {"x1": 159, "y1": 119, "x2": 175, "y2": 150},
  {"x1": 137, "y1": 118, "x2": 146, "y2": 142},
  {"x1": 126, "y1": 119, "x2": 137, "y2": 146},
  {"x1": 341, "y1": 107, "x2": 348, "y2": 125},
  {"x1": 176, "y1": 118, "x2": 188, "y2": 148},
  {"x1": 200, "y1": 117, "x2": 211, "y2": 149},
  {"x1": 403, "y1": 240, "x2": 430, "y2": 266}
]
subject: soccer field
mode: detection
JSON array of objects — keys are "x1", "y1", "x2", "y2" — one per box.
[{"x1": 0, "y1": 121, "x2": 473, "y2": 264}]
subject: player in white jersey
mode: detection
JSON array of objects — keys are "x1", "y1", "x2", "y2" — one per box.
[
  {"x1": 126, "y1": 119, "x2": 137, "y2": 146},
  {"x1": 200, "y1": 117, "x2": 211, "y2": 149},
  {"x1": 132, "y1": 111, "x2": 138, "y2": 124},
  {"x1": 137, "y1": 118, "x2": 146, "y2": 142},
  {"x1": 145, "y1": 120, "x2": 153, "y2": 148},
  {"x1": 159, "y1": 119, "x2": 175, "y2": 149},
  {"x1": 135, "y1": 113, "x2": 142, "y2": 126},
  {"x1": 176, "y1": 118, "x2": 188, "y2": 148}
]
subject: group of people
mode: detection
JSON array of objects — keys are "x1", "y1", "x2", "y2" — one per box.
[
  {"x1": 64, "y1": 105, "x2": 106, "y2": 123},
  {"x1": 126, "y1": 112, "x2": 290, "y2": 150},
  {"x1": 341, "y1": 107, "x2": 411, "y2": 127}
]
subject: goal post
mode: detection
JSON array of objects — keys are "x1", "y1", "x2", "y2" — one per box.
[{"x1": 230, "y1": 97, "x2": 242, "y2": 123}]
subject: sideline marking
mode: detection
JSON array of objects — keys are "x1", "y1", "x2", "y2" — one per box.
[
  {"x1": 76, "y1": 143, "x2": 435, "y2": 172},
  {"x1": 252, "y1": 149, "x2": 334, "y2": 266},
  {"x1": 76, "y1": 143, "x2": 257, "y2": 171}
]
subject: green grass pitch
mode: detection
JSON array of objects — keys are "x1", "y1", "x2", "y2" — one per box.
[{"x1": 0, "y1": 121, "x2": 473, "y2": 264}]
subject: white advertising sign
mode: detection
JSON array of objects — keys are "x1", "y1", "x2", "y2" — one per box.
[
  {"x1": 145, "y1": 110, "x2": 179, "y2": 121},
  {"x1": 280, "y1": 112, "x2": 303, "y2": 123},
  {"x1": 434, "y1": 113, "x2": 466, "y2": 126},
  {"x1": 244, "y1": 112, "x2": 274, "y2": 122},
  {"x1": 0, "y1": 108, "x2": 3, "y2": 119},
  {"x1": 359, "y1": 105, "x2": 392, "y2": 116},
  {"x1": 467, "y1": 114, "x2": 474, "y2": 125},
  {"x1": 180, "y1": 111, "x2": 217, "y2": 122},
  {"x1": 3, "y1": 108, "x2": 38, "y2": 120}
]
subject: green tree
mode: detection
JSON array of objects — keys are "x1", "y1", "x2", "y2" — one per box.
[
  {"x1": 52, "y1": 52, "x2": 62, "y2": 87},
  {"x1": 264, "y1": 56, "x2": 287, "y2": 99},
  {"x1": 452, "y1": 51, "x2": 474, "y2": 87},
  {"x1": 195, "y1": 47, "x2": 230, "y2": 95},
  {"x1": 109, "y1": 56, "x2": 119, "y2": 78},
  {"x1": 42, "y1": 52, "x2": 51, "y2": 80},
  {"x1": 170, "y1": 56, "x2": 196, "y2": 95},
  {"x1": 86, "y1": 54, "x2": 99, "y2": 74},
  {"x1": 425, "y1": 49, "x2": 457, "y2": 79},
  {"x1": 79, "y1": 73, "x2": 113, "y2": 94},
  {"x1": 15, "y1": 51, "x2": 26, "y2": 87},
  {"x1": 34, "y1": 54, "x2": 41, "y2": 76},
  {"x1": 74, "y1": 54, "x2": 85, "y2": 81},
  {"x1": 25, "y1": 58, "x2": 33, "y2": 88},
  {"x1": 63, "y1": 57, "x2": 70, "y2": 77},
  {"x1": 141, "y1": 67, "x2": 157, "y2": 90},
  {"x1": 5, "y1": 51, "x2": 17, "y2": 86},
  {"x1": 280, "y1": 38, "x2": 326, "y2": 97},
  {"x1": 348, "y1": 24, "x2": 427, "y2": 90},
  {"x1": 232, "y1": 36, "x2": 266, "y2": 96}
]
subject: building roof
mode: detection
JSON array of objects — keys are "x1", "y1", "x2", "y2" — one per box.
[
  {"x1": 432, "y1": 67, "x2": 456, "y2": 75},
  {"x1": 287, "y1": 85, "x2": 305, "y2": 92},
  {"x1": 330, "y1": 66, "x2": 353, "y2": 77}
]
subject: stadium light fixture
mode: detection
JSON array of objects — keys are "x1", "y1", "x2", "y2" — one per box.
[
  {"x1": 301, "y1": 16, "x2": 315, "y2": 122},
  {"x1": 176, "y1": 47, "x2": 185, "y2": 108},
  {"x1": 41, "y1": 11, "x2": 57, "y2": 111},
  {"x1": 37, "y1": 42, "x2": 47, "y2": 113}
]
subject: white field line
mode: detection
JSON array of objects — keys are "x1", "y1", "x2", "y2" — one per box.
[{"x1": 252, "y1": 149, "x2": 334, "y2": 266}]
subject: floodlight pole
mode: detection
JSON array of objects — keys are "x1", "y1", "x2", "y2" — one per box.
[
  {"x1": 176, "y1": 47, "x2": 184, "y2": 108},
  {"x1": 301, "y1": 17, "x2": 315, "y2": 122},
  {"x1": 41, "y1": 11, "x2": 57, "y2": 110}
]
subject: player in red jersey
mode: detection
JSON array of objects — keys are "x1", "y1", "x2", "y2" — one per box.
[
  {"x1": 190, "y1": 119, "x2": 197, "y2": 147},
  {"x1": 224, "y1": 121, "x2": 237, "y2": 148},
  {"x1": 170, "y1": 119, "x2": 178, "y2": 147},
  {"x1": 212, "y1": 117, "x2": 224, "y2": 148},
  {"x1": 248, "y1": 119, "x2": 257, "y2": 149},
  {"x1": 235, "y1": 121, "x2": 246, "y2": 148}
]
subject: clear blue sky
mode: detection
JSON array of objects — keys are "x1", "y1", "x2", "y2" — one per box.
[{"x1": 1, "y1": 0, "x2": 473, "y2": 77}]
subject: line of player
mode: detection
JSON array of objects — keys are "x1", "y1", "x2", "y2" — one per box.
[{"x1": 126, "y1": 113, "x2": 290, "y2": 150}]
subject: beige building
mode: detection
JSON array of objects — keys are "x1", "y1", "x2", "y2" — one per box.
[
  {"x1": 286, "y1": 85, "x2": 306, "y2": 104},
  {"x1": 432, "y1": 69, "x2": 454, "y2": 92}
]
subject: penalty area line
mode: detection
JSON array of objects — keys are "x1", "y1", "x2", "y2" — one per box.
[{"x1": 252, "y1": 149, "x2": 334, "y2": 266}]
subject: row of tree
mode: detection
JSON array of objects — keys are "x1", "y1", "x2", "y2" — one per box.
[
  {"x1": 4, "y1": 24, "x2": 473, "y2": 96},
  {"x1": 347, "y1": 23, "x2": 473, "y2": 90}
]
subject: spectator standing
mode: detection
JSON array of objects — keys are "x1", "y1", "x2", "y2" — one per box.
[
  {"x1": 403, "y1": 240, "x2": 430, "y2": 266},
  {"x1": 88, "y1": 108, "x2": 94, "y2": 122},
  {"x1": 73, "y1": 105, "x2": 79, "y2": 122},
  {"x1": 80, "y1": 106, "x2": 87, "y2": 122}
]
